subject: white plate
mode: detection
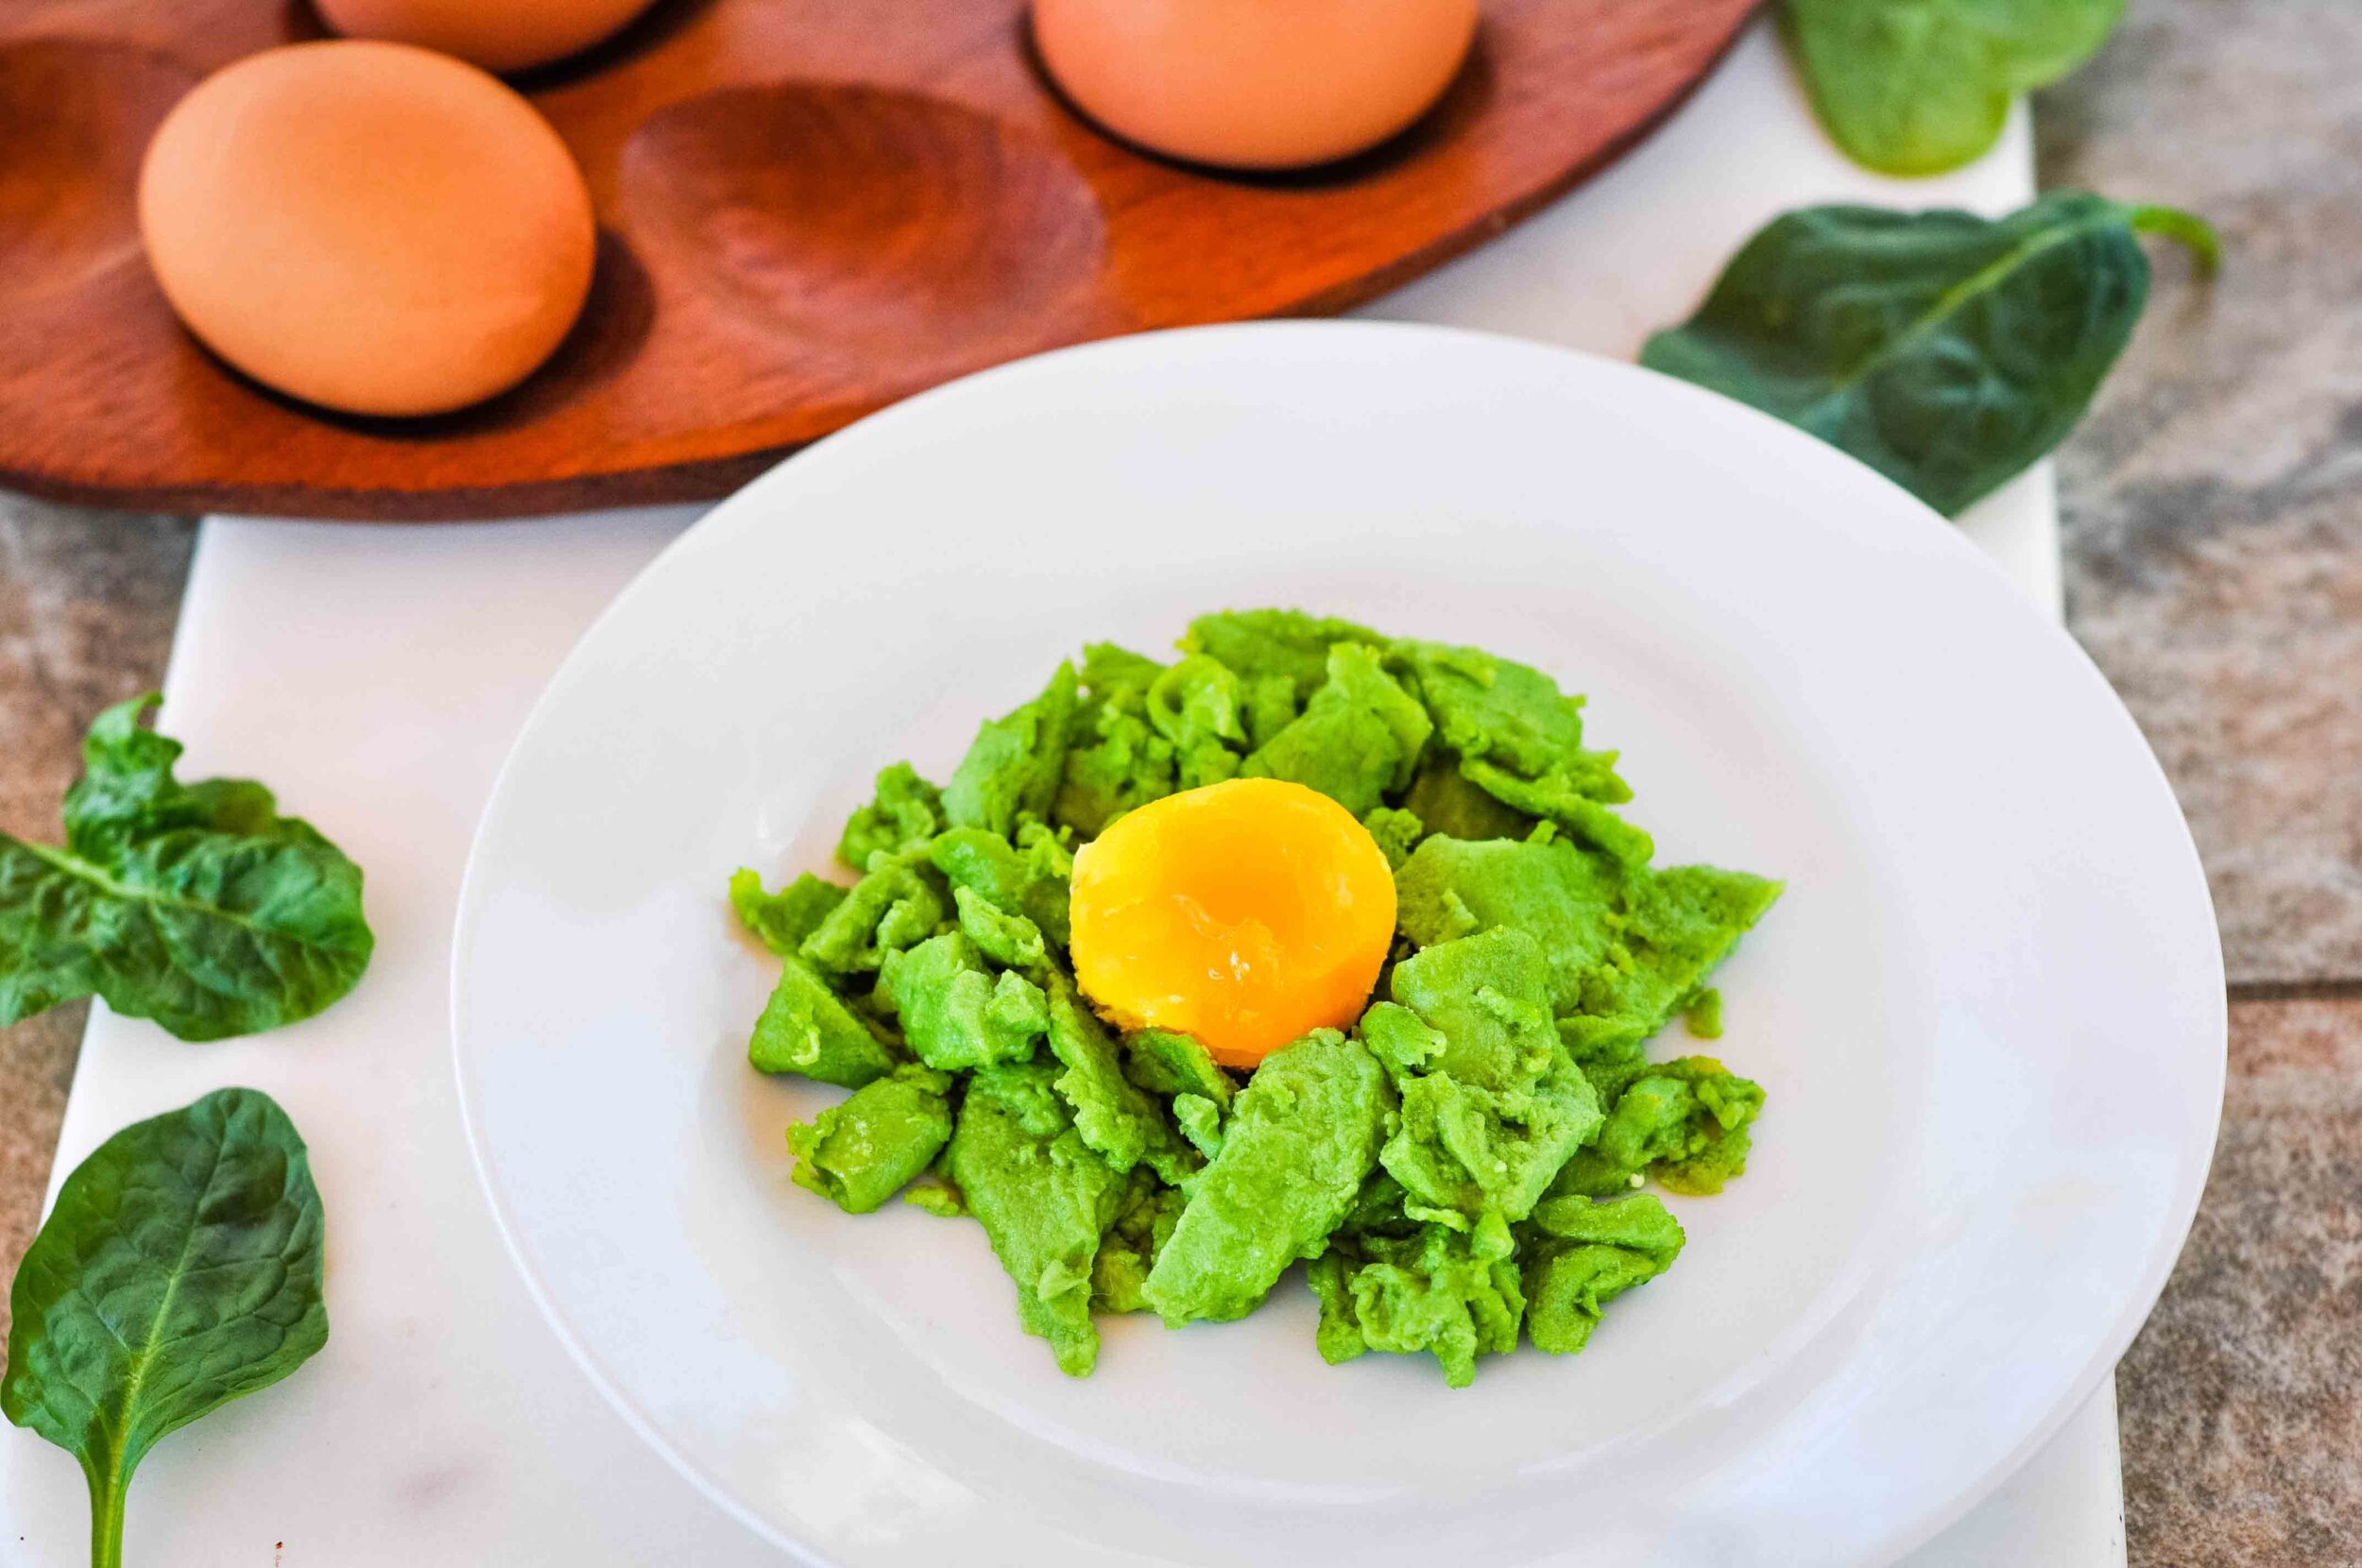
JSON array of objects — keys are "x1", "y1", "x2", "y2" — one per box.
[{"x1": 452, "y1": 322, "x2": 2223, "y2": 1568}]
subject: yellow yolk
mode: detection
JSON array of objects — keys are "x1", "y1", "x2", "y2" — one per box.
[{"x1": 1069, "y1": 777, "x2": 1396, "y2": 1068}]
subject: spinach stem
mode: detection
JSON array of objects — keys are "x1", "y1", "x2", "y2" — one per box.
[
  {"x1": 88, "y1": 1473, "x2": 126, "y2": 1568},
  {"x1": 2128, "y1": 204, "x2": 2223, "y2": 275},
  {"x1": 17, "y1": 838, "x2": 283, "y2": 942}
]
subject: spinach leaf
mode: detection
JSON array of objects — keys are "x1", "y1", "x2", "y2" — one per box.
[
  {"x1": 1640, "y1": 192, "x2": 2217, "y2": 517},
  {"x1": 1781, "y1": 0, "x2": 2126, "y2": 176},
  {"x1": 0, "y1": 695, "x2": 373, "y2": 1040},
  {"x1": 4, "y1": 1088, "x2": 329, "y2": 1568}
]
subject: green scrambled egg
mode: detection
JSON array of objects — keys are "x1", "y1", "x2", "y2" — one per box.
[{"x1": 735, "y1": 608, "x2": 1781, "y2": 1387}]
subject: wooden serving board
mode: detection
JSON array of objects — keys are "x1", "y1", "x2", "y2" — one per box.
[{"x1": 0, "y1": 0, "x2": 1758, "y2": 519}]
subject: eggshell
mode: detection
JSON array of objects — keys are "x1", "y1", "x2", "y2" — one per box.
[
  {"x1": 138, "y1": 41, "x2": 595, "y2": 418},
  {"x1": 1034, "y1": 0, "x2": 1480, "y2": 171},
  {"x1": 316, "y1": 0, "x2": 656, "y2": 75}
]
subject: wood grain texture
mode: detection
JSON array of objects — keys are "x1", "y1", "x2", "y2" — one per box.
[{"x1": 0, "y1": 0, "x2": 1759, "y2": 520}]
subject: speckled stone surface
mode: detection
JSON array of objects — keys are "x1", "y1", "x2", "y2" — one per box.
[
  {"x1": 2038, "y1": 0, "x2": 2362, "y2": 988},
  {"x1": 2037, "y1": 12, "x2": 2362, "y2": 1541},
  {"x1": 0, "y1": 497, "x2": 193, "y2": 1354},
  {"x1": 1, "y1": 2, "x2": 2358, "y2": 1559},
  {"x1": 2117, "y1": 997, "x2": 2362, "y2": 1563}
]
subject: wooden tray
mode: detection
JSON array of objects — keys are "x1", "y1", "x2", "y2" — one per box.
[{"x1": 0, "y1": 0, "x2": 1758, "y2": 519}]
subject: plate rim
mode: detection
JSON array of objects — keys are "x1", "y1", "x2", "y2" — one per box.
[{"x1": 451, "y1": 318, "x2": 2226, "y2": 1567}]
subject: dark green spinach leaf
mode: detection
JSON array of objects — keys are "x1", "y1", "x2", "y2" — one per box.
[
  {"x1": 0, "y1": 695, "x2": 373, "y2": 1040},
  {"x1": 1640, "y1": 192, "x2": 2217, "y2": 516},
  {"x1": 4, "y1": 1088, "x2": 329, "y2": 1568},
  {"x1": 1781, "y1": 0, "x2": 2126, "y2": 176}
]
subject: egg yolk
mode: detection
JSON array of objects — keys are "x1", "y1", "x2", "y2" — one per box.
[{"x1": 1069, "y1": 777, "x2": 1396, "y2": 1068}]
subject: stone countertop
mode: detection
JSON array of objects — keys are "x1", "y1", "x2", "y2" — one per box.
[
  {"x1": 1, "y1": 2, "x2": 2355, "y2": 1559},
  {"x1": 2034, "y1": 1, "x2": 2362, "y2": 1558},
  {"x1": 0, "y1": 505, "x2": 191, "y2": 1338}
]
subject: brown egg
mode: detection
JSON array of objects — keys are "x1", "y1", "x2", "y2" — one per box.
[
  {"x1": 138, "y1": 42, "x2": 595, "y2": 418},
  {"x1": 1033, "y1": 0, "x2": 1480, "y2": 171},
  {"x1": 315, "y1": 0, "x2": 656, "y2": 75}
]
